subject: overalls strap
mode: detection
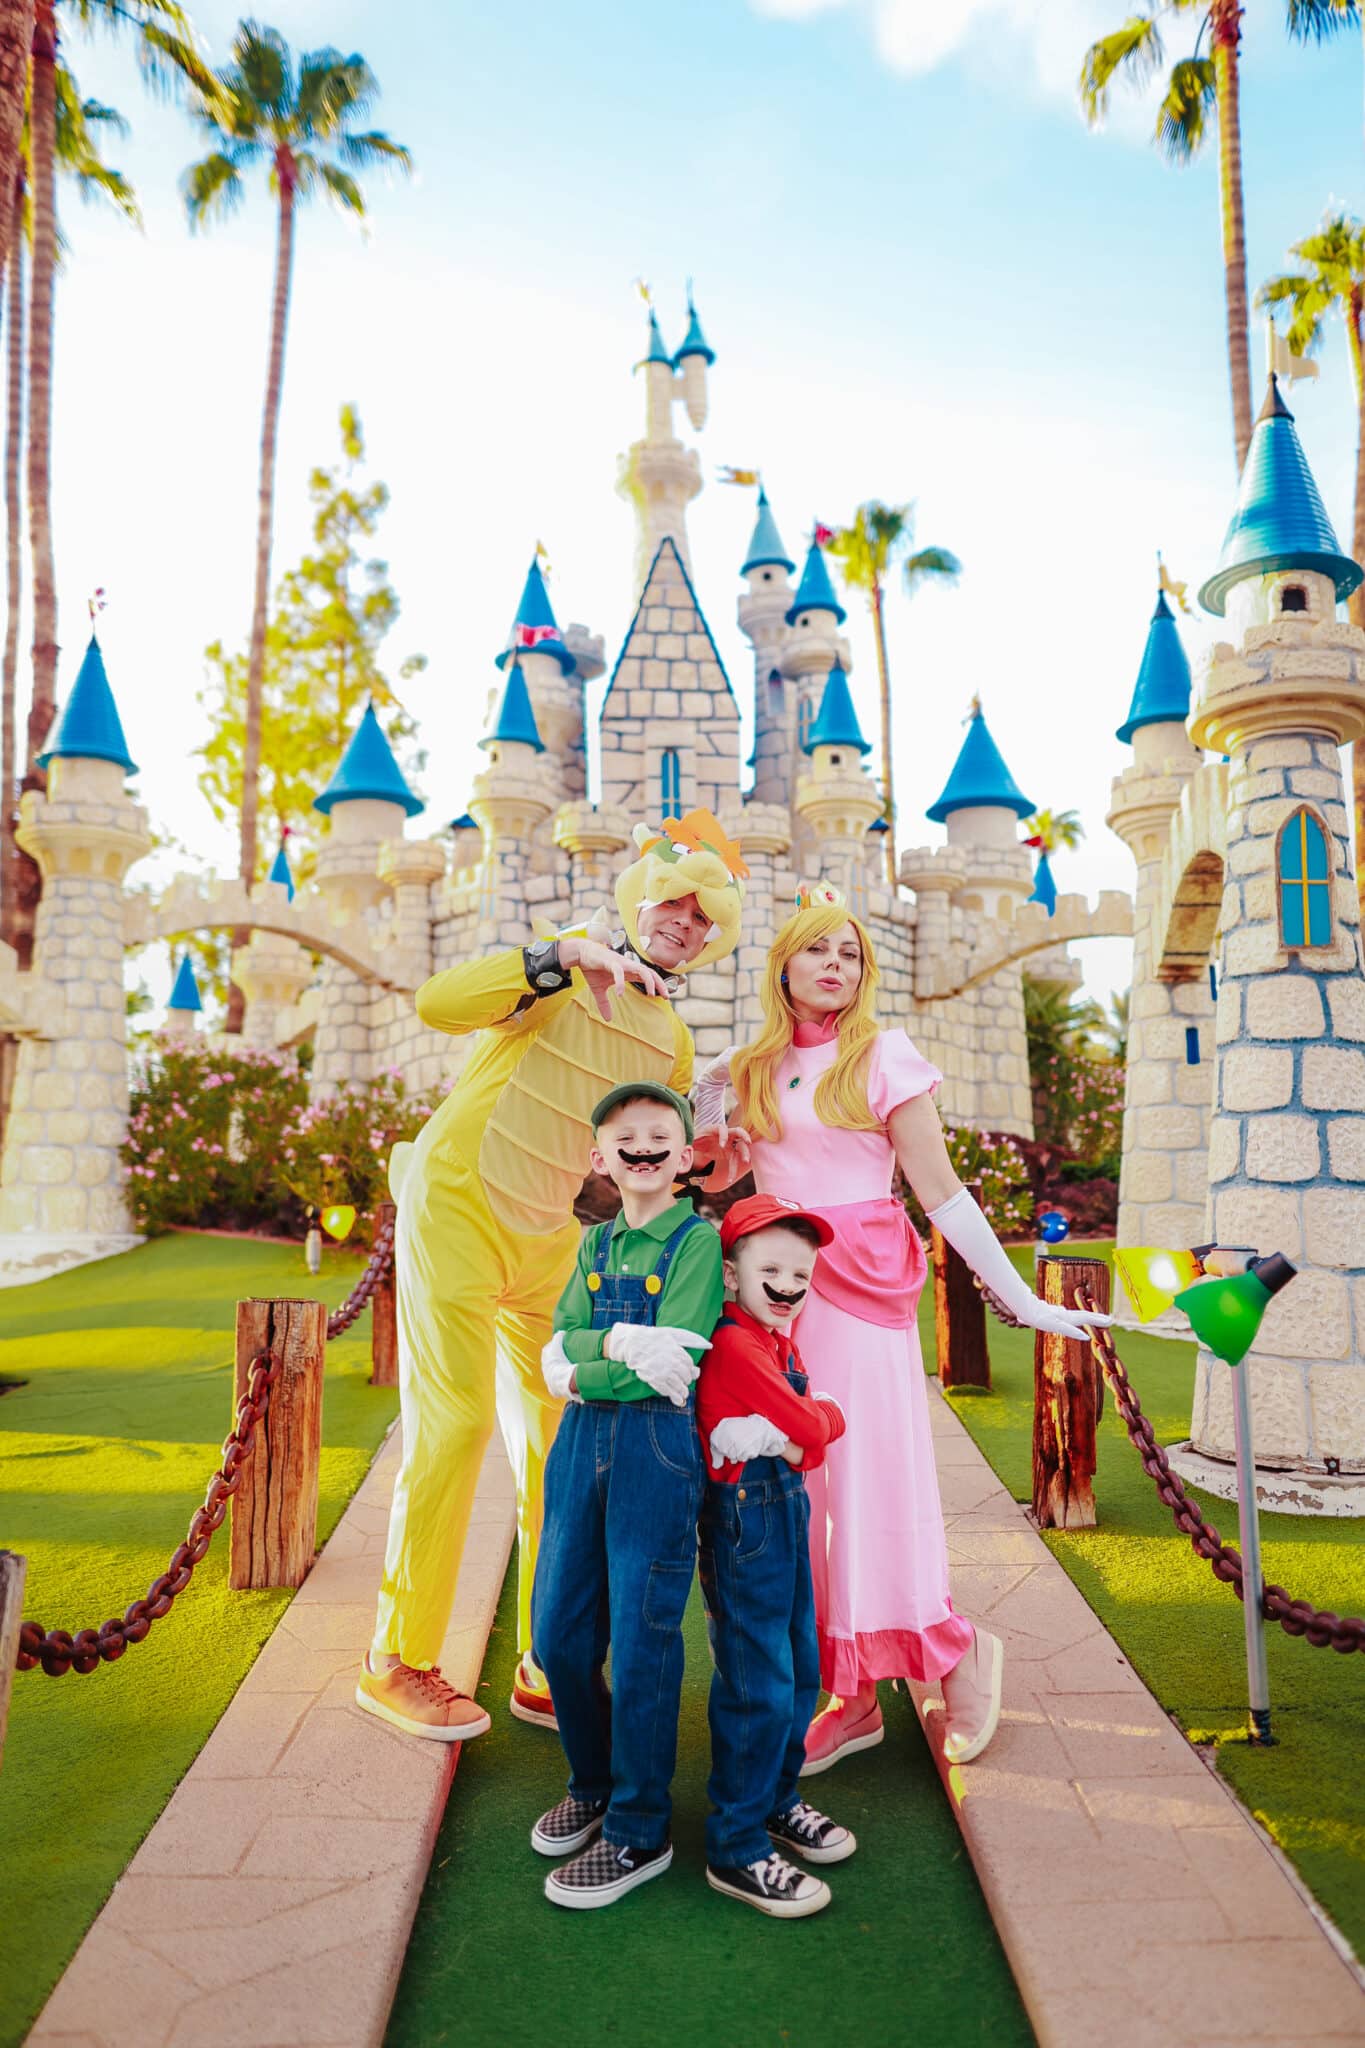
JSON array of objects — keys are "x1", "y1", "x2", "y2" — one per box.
[{"x1": 586, "y1": 1206, "x2": 704, "y2": 1333}]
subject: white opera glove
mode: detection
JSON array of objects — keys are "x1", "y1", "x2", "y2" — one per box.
[
  {"x1": 692, "y1": 1044, "x2": 738, "y2": 1133},
  {"x1": 925, "y1": 1188, "x2": 1114, "y2": 1341},
  {"x1": 541, "y1": 1331, "x2": 581, "y2": 1403},
  {"x1": 709, "y1": 1412, "x2": 789, "y2": 1465},
  {"x1": 603, "y1": 1323, "x2": 712, "y2": 1406}
]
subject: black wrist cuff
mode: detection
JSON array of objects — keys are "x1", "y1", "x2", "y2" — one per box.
[{"x1": 522, "y1": 939, "x2": 573, "y2": 999}]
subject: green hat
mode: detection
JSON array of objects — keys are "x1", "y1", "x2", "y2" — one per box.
[{"x1": 590, "y1": 1081, "x2": 695, "y2": 1143}]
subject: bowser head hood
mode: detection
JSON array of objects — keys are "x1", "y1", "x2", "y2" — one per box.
[{"x1": 616, "y1": 809, "x2": 748, "y2": 974}]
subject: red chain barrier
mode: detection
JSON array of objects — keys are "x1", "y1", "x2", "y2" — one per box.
[{"x1": 325, "y1": 1214, "x2": 395, "y2": 1339}]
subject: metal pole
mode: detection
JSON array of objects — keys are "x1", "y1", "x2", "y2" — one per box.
[{"x1": 1230, "y1": 1363, "x2": 1274, "y2": 1745}]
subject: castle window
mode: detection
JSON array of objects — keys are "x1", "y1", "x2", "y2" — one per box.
[
  {"x1": 830, "y1": 752, "x2": 842, "y2": 766},
  {"x1": 798, "y1": 697, "x2": 813, "y2": 748},
  {"x1": 660, "y1": 747, "x2": 681, "y2": 814},
  {"x1": 762, "y1": 570, "x2": 772, "y2": 582},
  {"x1": 1277, "y1": 806, "x2": 1333, "y2": 947},
  {"x1": 1279, "y1": 585, "x2": 1308, "y2": 614},
  {"x1": 1185, "y1": 1026, "x2": 1201, "y2": 1066}
]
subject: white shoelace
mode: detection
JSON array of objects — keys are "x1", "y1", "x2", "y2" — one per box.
[
  {"x1": 753, "y1": 1851, "x2": 802, "y2": 1891},
  {"x1": 785, "y1": 1800, "x2": 827, "y2": 1842}
]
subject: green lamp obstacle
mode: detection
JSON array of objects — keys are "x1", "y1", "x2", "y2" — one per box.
[{"x1": 1174, "y1": 1251, "x2": 1297, "y2": 1745}]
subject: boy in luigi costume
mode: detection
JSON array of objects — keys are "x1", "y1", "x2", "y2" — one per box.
[{"x1": 530, "y1": 1081, "x2": 724, "y2": 1910}]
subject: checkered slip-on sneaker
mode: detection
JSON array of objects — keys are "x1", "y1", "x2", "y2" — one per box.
[
  {"x1": 767, "y1": 1798, "x2": 857, "y2": 1865},
  {"x1": 544, "y1": 1836, "x2": 672, "y2": 1910},
  {"x1": 706, "y1": 1851, "x2": 831, "y2": 1918},
  {"x1": 530, "y1": 1794, "x2": 608, "y2": 1858}
]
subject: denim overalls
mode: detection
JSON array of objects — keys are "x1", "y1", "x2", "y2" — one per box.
[
  {"x1": 532, "y1": 1210, "x2": 706, "y2": 1853},
  {"x1": 698, "y1": 1318, "x2": 822, "y2": 1867}
]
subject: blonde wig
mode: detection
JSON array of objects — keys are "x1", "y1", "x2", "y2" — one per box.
[{"x1": 731, "y1": 903, "x2": 882, "y2": 1143}]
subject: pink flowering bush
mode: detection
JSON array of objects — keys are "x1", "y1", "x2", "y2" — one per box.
[
  {"x1": 274, "y1": 1069, "x2": 443, "y2": 1223},
  {"x1": 900, "y1": 1124, "x2": 1033, "y2": 1240},
  {"x1": 122, "y1": 1040, "x2": 310, "y2": 1234}
]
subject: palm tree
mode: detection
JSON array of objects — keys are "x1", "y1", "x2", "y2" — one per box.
[
  {"x1": 826, "y1": 501, "x2": 960, "y2": 889},
  {"x1": 1080, "y1": 3, "x2": 1357, "y2": 474},
  {"x1": 23, "y1": 0, "x2": 207, "y2": 786},
  {"x1": 183, "y1": 21, "x2": 410, "y2": 1033},
  {"x1": 1258, "y1": 211, "x2": 1365, "y2": 921},
  {"x1": 1023, "y1": 807, "x2": 1085, "y2": 855},
  {"x1": 2, "y1": 60, "x2": 139, "y2": 955},
  {"x1": 0, "y1": 3, "x2": 31, "y2": 282}
]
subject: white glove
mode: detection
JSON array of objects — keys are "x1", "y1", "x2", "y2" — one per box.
[
  {"x1": 541, "y1": 1331, "x2": 580, "y2": 1403},
  {"x1": 709, "y1": 1412, "x2": 789, "y2": 1465},
  {"x1": 692, "y1": 1044, "x2": 738, "y2": 1133},
  {"x1": 603, "y1": 1323, "x2": 712, "y2": 1406},
  {"x1": 925, "y1": 1188, "x2": 1114, "y2": 1341}
]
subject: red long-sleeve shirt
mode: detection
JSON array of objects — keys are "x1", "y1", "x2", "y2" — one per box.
[{"x1": 696, "y1": 1302, "x2": 847, "y2": 1485}]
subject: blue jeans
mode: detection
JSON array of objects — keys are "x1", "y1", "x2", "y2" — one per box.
[
  {"x1": 532, "y1": 1396, "x2": 703, "y2": 1851},
  {"x1": 698, "y1": 1461, "x2": 821, "y2": 1867}
]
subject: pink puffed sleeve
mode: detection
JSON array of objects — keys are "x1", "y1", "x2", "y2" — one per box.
[{"x1": 867, "y1": 1027, "x2": 942, "y2": 1122}]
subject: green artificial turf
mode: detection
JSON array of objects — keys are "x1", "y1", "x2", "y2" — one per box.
[
  {"x1": 926, "y1": 1242, "x2": 1365, "y2": 1961},
  {"x1": 0, "y1": 1235, "x2": 399, "y2": 2048},
  {"x1": 389, "y1": 1570, "x2": 1033, "y2": 2048}
]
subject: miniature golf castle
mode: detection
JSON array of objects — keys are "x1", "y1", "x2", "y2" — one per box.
[{"x1": 0, "y1": 305, "x2": 1361, "y2": 1507}]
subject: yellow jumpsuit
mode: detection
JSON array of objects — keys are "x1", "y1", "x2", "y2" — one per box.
[{"x1": 373, "y1": 946, "x2": 693, "y2": 1669}]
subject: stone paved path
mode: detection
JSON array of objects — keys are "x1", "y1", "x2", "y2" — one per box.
[
  {"x1": 911, "y1": 1383, "x2": 1365, "y2": 2048},
  {"x1": 29, "y1": 1423, "x2": 516, "y2": 2048},
  {"x1": 28, "y1": 1391, "x2": 1365, "y2": 2047}
]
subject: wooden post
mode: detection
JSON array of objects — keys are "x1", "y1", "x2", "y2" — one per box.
[
  {"x1": 1032, "y1": 1255, "x2": 1109, "y2": 1530},
  {"x1": 932, "y1": 1180, "x2": 990, "y2": 1391},
  {"x1": 370, "y1": 1200, "x2": 398, "y2": 1389},
  {"x1": 0, "y1": 1550, "x2": 25, "y2": 1774},
  {"x1": 229, "y1": 1297, "x2": 327, "y2": 1590}
]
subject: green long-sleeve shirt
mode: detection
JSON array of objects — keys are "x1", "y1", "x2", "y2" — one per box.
[{"x1": 554, "y1": 1196, "x2": 725, "y2": 1403}]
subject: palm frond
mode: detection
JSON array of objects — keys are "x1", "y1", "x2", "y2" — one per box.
[
  {"x1": 297, "y1": 52, "x2": 377, "y2": 136},
  {"x1": 902, "y1": 545, "x2": 961, "y2": 596},
  {"x1": 72, "y1": 160, "x2": 141, "y2": 225},
  {"x1": 339, "y1": 130, "x2": 412, "y2": 174},
  {"x1": 318, "y1": 161, "x2": 366, "y2": 217},
  {"x1": 181, "y1": 149, "x2": 244, "y2": 228},
  {"x1": 1285, "y1": 0, "x2": 1360, "y2": 41},
  {"x1": 1155, "y1": 54, "x2": 1215, "y2": 163},
  {"x1": 126, "y1": 20, "x2": 218, "y2": 103},
  {"x1": 232, "y1": 20, "x2": 292, "y2": 117},
  {"x1": 1079, "y1": 16, "x2": 1164, "y2": 124}
]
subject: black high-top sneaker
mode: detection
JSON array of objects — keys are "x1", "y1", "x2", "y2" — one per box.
[
  {"x1": 544, "y1": 1836, "x2": 673, "y2": 1909},
  {"x1": 706, "y1": 1849, "x2": 831, "y2": 1918},
  {"x1": 767, "y1": 1798, "x2": 858, "y2": 1864},
  {"x1": 531, "y1": 1794, "x2": 608, "y2": 1858}
]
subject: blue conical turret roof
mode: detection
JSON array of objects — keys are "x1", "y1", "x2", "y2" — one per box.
[
  {"x1": 37, "y1": 635, "x2": 137, "y2": 774},
  {"x1": 1027, "y1": 850, "x2": 1058, "y2": 917},
  {"x1": 313, "y1": 701, "x2": 423, "y2": 817},
  {"x1": 674, "y1": 291, "x2": 715, "y2": 367},
  {"x1": 480, "y1": 662, "x2": 545, "y2": 753},
  {"x1": 804, "y1": 661, "x2": 871, "y2": 755},
  {"x1": 267, "y1": 841, "x2": 295, "y2": 901},
  {"x1": 1116, "y1": 590, "x2": 1193, "y2": 744},
  {"x1": 926, "y1": 702, "x2": 1034, "y2": 823},
  {"x1": 168, "y1": 953, "x2": 202, "y2": 1012},
  {"x1": 495, "y1": 557, "x2": 576, "y2": 676},
  {"x1": 640, "y1": 309, "x2": 673, "y2": 369},
  {"x1": 1200, "y1": 376, "x2": 1363, "y2": 615},
  {"x1": 742, "y1": 487, "x2": 795, "y2": 576},
  {"x1": 451, "y1": 812, "x2": 478, "y2": 832},
  {"x1": 785, "y1": 538, "x2": 847, "y2": 626}
]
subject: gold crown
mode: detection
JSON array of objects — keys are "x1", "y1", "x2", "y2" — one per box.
[{"x1": 794, "y1": 882, "x2": 846, "y2": 911}]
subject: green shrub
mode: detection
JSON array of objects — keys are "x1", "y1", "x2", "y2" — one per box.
[
  {"x1": 274, "y1": 1068, "x2": 443, "y2": 1222},
  {"x1": 901, "y1": 1123, "x2": 1033, "y2": 1239}
]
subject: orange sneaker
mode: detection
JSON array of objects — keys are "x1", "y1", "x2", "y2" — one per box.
[
  {"x1": 355, "y1": 1656, "x2": 492, "y2": 1743},
  {"x1": 509, "y1": 1654, "x2": 559, "y2": 1732},
  {"x1": 799, "y1": 1695, "x2": 884, "y2": 1777}
]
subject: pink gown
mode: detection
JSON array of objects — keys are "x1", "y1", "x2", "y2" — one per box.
[{"x1": 749, "y1": 1024, "x2": 974, "y2": 1694}]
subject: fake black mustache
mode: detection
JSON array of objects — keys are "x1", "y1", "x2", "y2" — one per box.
[
  {"x1": 618, "y1": 1148, "x2": 670, "y2": 1168},
  {"x1": 763, "y1": 1283, "x2": 807, "y2": 1308}
]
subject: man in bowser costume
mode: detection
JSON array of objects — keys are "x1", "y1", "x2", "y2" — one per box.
[{"x1": 356, "y1": 810, "x2": 749, "y2": 1740}]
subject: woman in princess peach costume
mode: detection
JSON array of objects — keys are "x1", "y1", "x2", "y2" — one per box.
[{"x1": 694, "y1": 891, "x2": 1108, "y2": 1773}]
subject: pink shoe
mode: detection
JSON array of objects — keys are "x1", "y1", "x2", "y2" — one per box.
[
  {"x1": 799, "y1": 1696, "x2": 885, "y2": 1778},
  {"x1": 941, "y1": 1628, "x2": 1003, "y2": 1765}
]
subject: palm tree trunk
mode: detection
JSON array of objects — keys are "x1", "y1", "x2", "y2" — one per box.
[
  {"x1": 0, "y1": 0, "x2": 31, "y2": 282},
  {"x1": 24, "y1": 0, "x2": 55, "y2": 773},
  {"x1": 1211, "y1": 6, "x2": 1252, "y2": 471},
  {"x1": 0, "y1": 171, "x2": 22, "y2": 954},
  {"x1": 1346, "y1": 289, "x2": 1365, "y2": 927},
  {"x1": 869, "y1": 578, "x2": 896, "y2": 889},
  {"x1": 228, "y1": 161, "x2": 295, "y2": 1033}
]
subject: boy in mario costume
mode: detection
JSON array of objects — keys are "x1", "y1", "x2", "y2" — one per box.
[
  {"x1": 356, "y1": 811, "x2": 747, "y2": 1743},
  {"x1": 697, "y1": 1193, "x2": 854, "y2": 1918}
]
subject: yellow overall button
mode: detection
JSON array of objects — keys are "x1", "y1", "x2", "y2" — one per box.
[
  {"x1": 586, "y1": 1272, "x2": 601, "y2": 1292},
  {"x1": 645, "y1": 1274, "x2": 663, "y2": 1295}
]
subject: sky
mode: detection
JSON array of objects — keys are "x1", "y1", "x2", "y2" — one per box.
[{"x1": 29, "y1": 0, "x2": 1365, "y2": 1019}]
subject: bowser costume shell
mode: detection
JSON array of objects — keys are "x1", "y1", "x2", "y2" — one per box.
[{"x1": 366, "y1": 812, "x2": 746, "y2": 1711}]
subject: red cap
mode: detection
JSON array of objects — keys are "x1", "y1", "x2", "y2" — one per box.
[{"x1": 720, "y1": 1192, "x2": 834, "y2": 1255}]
